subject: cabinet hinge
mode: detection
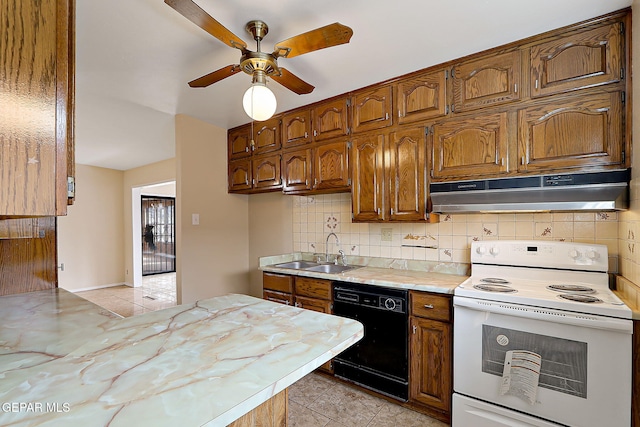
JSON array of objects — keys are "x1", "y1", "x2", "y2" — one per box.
[
  {"x1": 424, "y1": 127, "x2": 430, "y2": 136},
  {"x1": 445, "y1": 69, "x2": 449, "y2": 79},
  {"x1": 445, "y1": 105, "x2": 450, "y2": 114},
  {"x1": 622, "y1": 150, "x2": 625, "y2": 163},
  {"x1": 347, "y1": 141, "x2": 352, "y2": 149},
  {"x1": 621, "y1": 67, "x2": 625, "y2": 81},
  {"x1": 347, "y1": 177, "x2": 351, "y2": 186},
  {"x1": 450, "y1": 68, "x2": 455, "y2": 78},
  {"x1": 347, "y1": 127, "x2": 351, "y2": 135},
  {"x1": 67, "y1": 176, "x2": 75, "y2": 198},
  {"x1": 620, "y1": 21, "x2": 625, "y2": 34},
  {"x1": 346, "y1": 99, "x2": 351, "y2": 107},
  {"x1": 451, "y1": 104, "x2": 456, "y2": 113},
  {"x1": 621, "y1": 91, "x2": 626, "y2": 104}
]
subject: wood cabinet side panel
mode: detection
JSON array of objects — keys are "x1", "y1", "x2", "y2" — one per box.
[
  {"x1": 0, "y1": 217, "x2": 57, "y2": 296},
  {"x1": 1, "y1": 0, "x2": 58, "y2": 216}
]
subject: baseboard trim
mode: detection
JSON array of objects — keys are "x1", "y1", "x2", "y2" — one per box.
[{"x1": 62, "y1": 283, "x2": 130, "y2": 293}]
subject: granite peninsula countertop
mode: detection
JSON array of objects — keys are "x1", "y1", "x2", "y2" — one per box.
[
  {"x1": 0, "y1": 289, "x2": 363, "y2": 426},
  {"x1": 260, "y1": 253, "x2": 469, "y2": 294}
]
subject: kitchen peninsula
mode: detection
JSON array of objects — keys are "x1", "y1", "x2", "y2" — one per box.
[{"x1": 0, "y1": 290, "x2": 363, "y2": 426}]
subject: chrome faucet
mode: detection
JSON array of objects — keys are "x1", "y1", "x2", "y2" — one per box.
[{"x1": 325, "y1": 232, "x2": 339, "y2": 263}]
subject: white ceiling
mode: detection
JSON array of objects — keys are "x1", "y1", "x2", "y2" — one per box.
[{"x1": 75, "y1": 0, "x2": 632, "y2": 170}]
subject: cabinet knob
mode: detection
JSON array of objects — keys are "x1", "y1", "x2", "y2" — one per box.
[{"x1": 412, "y1": 325, "x2": 417, "y2": 334}]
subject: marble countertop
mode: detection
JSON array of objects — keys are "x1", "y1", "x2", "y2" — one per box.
[
  {"x1": 260, "y1": 254, "x2": 468, "y2": 295},
  {"x1": 0, "y1": 290, "x2": 363, "y2": 426}
]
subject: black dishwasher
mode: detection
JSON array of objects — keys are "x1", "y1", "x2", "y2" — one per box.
[{"x1": 332, "y1": 282, "x2": 408, "y2": 401}]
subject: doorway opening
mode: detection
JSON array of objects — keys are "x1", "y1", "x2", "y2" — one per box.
[{"x1": 141, "y1": 196, "x2": 176, "y2": 276}]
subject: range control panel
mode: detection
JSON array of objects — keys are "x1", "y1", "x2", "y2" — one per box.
[{"x1": 470, "y1": 240, "x2": 608, "y2": 272}]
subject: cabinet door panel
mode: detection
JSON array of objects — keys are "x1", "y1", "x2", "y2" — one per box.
[
  {"x1": 388, "y1": 128, "x2": 426, "y2": 221},
  {"x1": 396, "y1": 70, "x2": 447, "y2": 124},
  {"x1": 282, "y1": 149, "x2": 312, "y2": 193},
  {"x1": 282, "y1": 110, "x2": 311, "y2": 147},
  {"x1": 452, "y1": 51, "x2": 521, "y2": 112},
  {"x1": 252, "y1": 154, "x2": 281, "y2": 190},
  {"x1": 228, "y1": 158, "x2": 252, "y2": 192},
  {"x1": 253, "y1": 117, "x2": 281, "y2": 154},
  {"x1": 314, "y1": 141, "x2": 350, "y2": 191},
  {"x1": 351, "y1": 133, "x2": 385, "y2": 222},
  {"x1": 295, "y1": 277, "x2": 332, "y2": 300},
  {"x1": 352, "y1": 86, "x2": 392, "y2": 133},
  {"x1": 410, "y1": 317, "x2": 452, "y2": 413},
  {"x1": 518, "y1": 92, "x2": 624, "y2": 172},
  {"x1": 228, "y1": 125, "x2": 252, "y2": 159},
  {"x1": 530, "y1": 22, "x2": 622, "y2": 97},
  {"x1": 432, "y1": 112, "x2": 509, "y2": 180},
  {"x1": 312, "y1": 98, "x2": 349, "y2": 141}
]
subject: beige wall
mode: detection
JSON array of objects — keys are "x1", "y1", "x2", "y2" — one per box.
[
  {"x1": 123, "y1": 158, "x2": 176, "y2": 286},
  {"x1": 248, "y1": 192, "x2": 293, "y2": 297},
  {"x1": 58, "y1": 165, "x2": 125, "y2": 291},
  {"x1": 175, "y1": 114, "x2": 250, "y2": 303},
  {"x1": 618, "y1": 1, "x2": 640, "y2": 285}
]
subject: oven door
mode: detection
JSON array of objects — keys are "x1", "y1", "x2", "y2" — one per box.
[{"x1": 453, "y1": 296, "x2": 632, "y2": 427}]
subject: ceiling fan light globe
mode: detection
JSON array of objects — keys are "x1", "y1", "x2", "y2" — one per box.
[{"x1": 242, "y1": 83, "x2": 277, "y2": 121}]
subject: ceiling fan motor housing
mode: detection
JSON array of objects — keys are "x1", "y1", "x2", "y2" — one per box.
[{"x1": 240, "y1": 51, "x2": 278, "y2": 76}]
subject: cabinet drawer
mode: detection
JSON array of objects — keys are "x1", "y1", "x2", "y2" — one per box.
[
  {"x1": 410, "y1": 292, "x2": 451, "y2": 322},
  {"x1": 295, "y1": 277, "x2": 332, "y2": 300},
  {"x1": 263, "y1": 272, "x2": 294, "y2": 293},
  {"x1": 295, "y1": 295, "x2": 332, "y2": 313},
  {"x1": 263, "y1": 290, "x2": 293, "y2": 306}
]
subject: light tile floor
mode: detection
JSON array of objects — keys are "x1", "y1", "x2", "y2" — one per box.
[
  {"x1": 75, "y1": 274, "x2": 449, "y2": 426},
  {"x1": 75, "y1": 273, "x2": 177, "y2": 317},
  {"x1": 289, "y1": 374, "x2": 449, "y2": 427}
]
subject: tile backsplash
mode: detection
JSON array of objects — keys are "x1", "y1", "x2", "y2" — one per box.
[{"x1": 292, "y1": 193, "x2": 620, "y2": 272}]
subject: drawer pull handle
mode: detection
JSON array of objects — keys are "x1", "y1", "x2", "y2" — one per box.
[{"x1": 423, "y1": 304, "x2": 434, "y2": 309}]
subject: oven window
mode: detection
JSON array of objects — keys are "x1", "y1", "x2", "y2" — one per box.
[{"x1": 482, "y1": 325, "x2": 588, "y2": 398}]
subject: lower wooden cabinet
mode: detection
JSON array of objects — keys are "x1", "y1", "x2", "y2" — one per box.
[{"x1": 408, "y1": 291, "x2": 453, "y2": 421}]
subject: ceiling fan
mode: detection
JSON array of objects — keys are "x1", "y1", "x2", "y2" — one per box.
[{"x1": 164, "y1": 0, "x2": 354, "y2": 120}]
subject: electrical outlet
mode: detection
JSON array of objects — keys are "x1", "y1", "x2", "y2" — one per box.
[{"x1": 381, "y1": 228, "x2": 393, "y2": 241}]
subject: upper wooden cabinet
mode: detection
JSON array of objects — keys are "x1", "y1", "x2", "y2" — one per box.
[
  {"x1": 351, "y1": 133, "x2": 386, "y2": 222},
  {"x1": 282, "y1": 109, "x2": 312, "y2": 148},
  {"x1": 351, "y1": 127, "x2": 431, "y2": 222},
  {"x1": 451, "y1": 51, "x2": 521, "y2": 113},
  {"x1": 352, "y1": 85, "x2": 393, "y2": 133},
  {"x1": 252, "y1": 117, "x2": 282, "y2": 155},
  {"x1": 314, "y1": 140, "x2": 350, "y2": 192},
  {"x1": 530, "y1": 21, "x2": 623, "y2": 98},
  {"x1": 1, "y1": 0, "x2": 75, "y2": 216},
  {"x1": 388, "y1": 127, "x2": 427, "y2": 221},
  {"x1": 395, "y1": 70, "x2": 448, "y2": 125},
  {"x1": 281, "y1": 148, "x2": 313, "y2": 193},
  {"x1": 282, "y1": 139, "x2": 350, "y2": 194},
  {"x1": 228, "y1": 125, "x2": 252, "y2": 159},
  {"x1": 431, "y1": 112, "x2": 510, "y2": 181},
  {"x1": 518, "y1": 91, "x2": 625, "y2": 173},
  {"x1": 228, "y1": 153, "x2": 282, "y2": 193},
  {"x1": 312, "y1": 98, "x2": 350, "y2": 141}
]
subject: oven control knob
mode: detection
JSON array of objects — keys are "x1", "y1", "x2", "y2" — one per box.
[
  {"x1": 489, "y1": 246, "x2": 500, "y2": 256},
  {"x1": 476, "y1": 246, "x2": 487, "y2": 255},
  {"x1": 384, "y1": 298, "x2": 397, "y2": 311},
  {"x1": 569, "y1": 249, "x2": 581, "y2": 259},
  {"x1": 586, "y1": 250, "x2": 600, "y2": 260}
]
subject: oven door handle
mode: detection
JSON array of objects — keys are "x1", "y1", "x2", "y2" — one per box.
[{"x1": 453, "y1": 296, "x2": 633, "y2": 334}]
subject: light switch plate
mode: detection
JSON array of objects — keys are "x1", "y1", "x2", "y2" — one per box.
[{"x1": 192, "y1": 213, "x2": 200, "y2": 225}]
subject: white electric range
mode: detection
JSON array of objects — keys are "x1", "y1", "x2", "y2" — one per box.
[{"x1": 453, "y1": 240, "x2": 632, "y2": 427}]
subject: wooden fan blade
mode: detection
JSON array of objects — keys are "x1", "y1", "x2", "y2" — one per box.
[
  {"x1": 165, "y1": 0, "x2": 247, "y2": 50},
  {"x1": 188, "y1": 65, "x2": 241, "y2": 88},
  {"x1": 271, "y1": 68, "x2": 315, "y2": 94},
  {"x1": 273, "y1": 23, "x2": 353, "y2": 58}
]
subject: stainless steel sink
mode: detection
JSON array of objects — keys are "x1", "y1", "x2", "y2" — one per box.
[
  {"x1": 304, "y1": 264, "x2": 359, "y2": 274},
  {"x1": 273, "y1": 261, "x2": 320, "y2": 270}
]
